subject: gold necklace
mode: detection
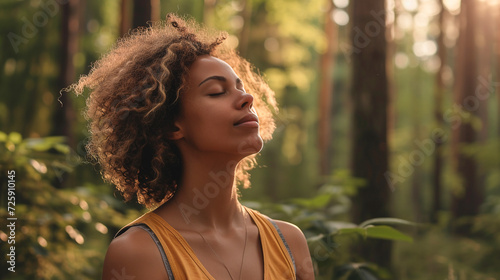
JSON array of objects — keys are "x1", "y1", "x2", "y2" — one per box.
[{"x1": 175, "y1": 200, "x2": 248, "y2": 280}]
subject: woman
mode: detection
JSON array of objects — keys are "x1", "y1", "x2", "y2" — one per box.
[{"x1": 72, "y1": 14, "x2": 314, "y2": 280}]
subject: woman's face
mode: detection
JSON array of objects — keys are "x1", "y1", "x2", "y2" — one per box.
[{"x1": 172, "y1": 55, "x2": 263, "y2": 160}]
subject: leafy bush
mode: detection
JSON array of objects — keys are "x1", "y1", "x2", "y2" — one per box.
[
  {"x1": 0, "y1": 131, "x2": 141, "y2": 279},
  {"x1": 244, "y1": 170, "x2": 414, "y2": 279}
]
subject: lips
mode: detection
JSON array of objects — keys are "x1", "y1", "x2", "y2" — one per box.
[{"x1": 234, "y1": 114, "x2": 259, "y2": 126}]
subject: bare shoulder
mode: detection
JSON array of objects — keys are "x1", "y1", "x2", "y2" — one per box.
[
  {"x1": 102, "y1": 226, "x2": 167, "y2": 280},
  {"x1": 273, "y1": 220, "x2": 316, "y2": 280},
  {"x1": 273, "y1": 220, "x2": 305, "y2": 243}
]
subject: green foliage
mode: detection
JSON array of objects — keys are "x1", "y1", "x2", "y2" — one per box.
[
  {"x1": 461, "y1": 138, "x2": 500, "y2": 191},
  {"x1": 0, "y1": 132, "x2": 141, "y2": 279},
  {"x1": 393, "y1": 222, "x2": 500, "y2": 280},
  {"x1": 245, "y1": 174, "x2": 414, "y2": 280},
  {"x1": 334, "y1": 263, "x2": 381, "y2": 280}
]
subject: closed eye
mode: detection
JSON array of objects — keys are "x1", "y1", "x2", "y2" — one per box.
[{"x1": 208, "y1": 91, "x2": 226, "y2": 97}]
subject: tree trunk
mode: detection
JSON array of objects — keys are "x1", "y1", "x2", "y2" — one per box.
[
  {"x1": 132, "y1": 0, "x2": 160, "y2": 29},
  {"x1": 498, "y1": 6, "x2": 500, "y2": 138},
  {"x1": 119, "y1": 0, "x2": 131, "y2": 37},
  {"x1": 451, "y1": 0, "x2": 482, "y2": 235},
  {"x1": 431, "y1": 0, "x2": 446, "y2": 223},
  {"x1": 53, "y1": 0, "x2": 79, "y2": 143},
  {"x1": 238, "y1": 0, "x2": 253, "y2": 58},
  {"x1": 52, "y1": 0, "x2": 81, "y2": 188},
  {"x1": 476, "y1": 1, "x2": 493, "y2": 208},
  {"x1": 497, "y1": 5, "x2": 500, "y2": 138},
  {"x1": 318, "y1": 0, "x2": 336, "y2": 177},
  {"x1": 349, "y1": 0, "x2": 392, "y2": 268},
  {"x1": 411, "y1": 68, "x2": 423, "y2": 224},
  {"x1": 477, "y1": 1, "x2": 492, "y2": 143},
  {"x1": 386, "y1": 0, "x2": 396, "y2": 153}
]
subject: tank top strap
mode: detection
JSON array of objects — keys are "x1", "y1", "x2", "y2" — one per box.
[
  {"x1": 115, "y1": 223, "x2": 175, "y2": 279},
  {"x1": 266, "y1": 218, "x2": 297, "y2": 273}
]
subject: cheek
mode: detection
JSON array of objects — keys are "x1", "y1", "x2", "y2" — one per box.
[{"x1": 182, "y1": 109, "x2": 229, "y2": 139}]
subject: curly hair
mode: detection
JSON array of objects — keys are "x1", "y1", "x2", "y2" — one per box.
[{"x1": 71, "y1": 14, "x2": 277, "y2": 208}]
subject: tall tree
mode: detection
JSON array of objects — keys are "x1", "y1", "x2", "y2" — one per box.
[
  {"x1": 476, "y1": 1, "x2": 494, "y2": 198},
  {"x1": 53, "y1": 0, "x2": 80, "y2": 144},
  {"x1": 237, "y1": 0, "x2": 253, "y2": 58},
  {"x1": 411, "y1": 68, "x2": 423, "y2": 223},
  {"x1": 51, "y1": 0, "x2": 82, "y2": 189},
  {"x1": 497, "y1": 6, "x2": 500, "y2": 137},
  {"x1": 431, "y1": 0, "x2": 447, "y2": 223},
  {"x1": 477, "y1": 1, "x2": 492, "y2": 143},
  {"x1": 386, "y1": 1, "x2": 396, "y2": 149},
  {"x1": 131, "y1": 0, "x2": 160, "y2": 29},
  {"x1": 120, "y1": 0, "x2": 131, "y2": 37},
  {"x1": 349, "y1": 0, "x2": 392, "y2": 268},
  {"x1": 498, "y1": 6, "x2": 500, "y2": 138},
  {"x1": 318, "y1": 0, "x2": 337, "y2": 177},
  {"x1": 451, "y1": 0, "x2": 482, "y2": 234}
]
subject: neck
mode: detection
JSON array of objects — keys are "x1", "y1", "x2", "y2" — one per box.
[{"x1": 170, "y1": 153, "x2": 245, "y2": 229}]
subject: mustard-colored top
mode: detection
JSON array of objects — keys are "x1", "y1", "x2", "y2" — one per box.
[{"x1": 115, "y1": 207, "x2": 296, "y2": 280}]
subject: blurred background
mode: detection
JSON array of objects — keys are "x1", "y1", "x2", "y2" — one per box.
[{"x1": 0, "y1": 0, "x2": 499, "y2": 279}]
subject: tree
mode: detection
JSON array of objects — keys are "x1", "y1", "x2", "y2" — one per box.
[
  {"x1": 131, "y1": 0, "x2": 160, "y2": 30},
  {"x1": 119, "y1": 0, "x2": 131, "y2": 37},
  {"x1": 237, "y1": 0, "x2": 253, "y2": 58},
  {"x1": 497, "y1": 5, "x2": 500, "y2": 136},
  {"x1": 431, "y1": 0, "x2": 447, "y2": 223},
  {"x1": 498, "y1": 6, "x2": 500, "y2": 138},
  {"x1": 349, "y1": 0, "x2": 392, "y2": 268},
  {"x1": 52, "y1": 0, "x2": 80, "y2": 144},
  {"x1": 450, "y1": 0, "x2": 482, "y2": 234},
  {"x1": 318, "y1": 0, "x2": 337, "y2": 177}
]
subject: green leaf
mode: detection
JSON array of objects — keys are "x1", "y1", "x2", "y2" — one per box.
[
  {"x1": 338, "y1": 227, "x2": 367, "y2": 238},
  {"x1": 325, "y1": 221, "x2": 358, "y2": 231},
  {"x1": 25, "y1": 136, "x2": 67, "y2": 151},
  {"x1": 54, "y1": 143, "x2": 71, "y2": 154},
  {"x1": 359, "y1": 217, "x2": 417, "y2": 228},
  {"x1": 365, "y1": 225, "x2": 413, "y2": 242},
  {"x1": 8, "y1": 132, "x2": 22, "y2": 143},
  {"x1": 0, "y1": 131, "x2": 7, "y2": 142},
  {"x1": 306, "y1": 233, "x2": 325, "y2": 243},
  {"x1": 337, "y1": 225, "x2": 413, "y2": 243},
  {"x1": 291, "y1": 193, "x2": 331, "y2": 209}
]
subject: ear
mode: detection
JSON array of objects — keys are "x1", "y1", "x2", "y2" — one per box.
[{"x1": 167, "y1": 121, "x2": 184, "y2": 140}]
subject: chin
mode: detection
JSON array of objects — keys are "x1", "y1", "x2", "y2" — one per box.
[{"x1": 237, "y1": 134, "x2": 264, "y2": 156}]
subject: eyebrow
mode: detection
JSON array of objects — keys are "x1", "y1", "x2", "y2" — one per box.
[{"x1": 198, "y1": 76, "x2": 243, "y2": 87}]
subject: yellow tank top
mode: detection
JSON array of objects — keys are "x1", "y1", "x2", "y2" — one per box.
[{"x1": 115, "y1": 206, "x2": 297, "y2": 279}]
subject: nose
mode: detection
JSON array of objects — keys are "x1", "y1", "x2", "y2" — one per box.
[{"x1": 237, "y1": 91, "x2": 254, "y2": 110}]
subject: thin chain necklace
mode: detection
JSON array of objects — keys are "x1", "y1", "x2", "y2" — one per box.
[{"x1": 175, "y1": 200, "x2": 248, "y2": 280}]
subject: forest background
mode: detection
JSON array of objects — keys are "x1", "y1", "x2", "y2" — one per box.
[{"x1": 0, "y1": 0, "x2": 499, "y2": 279}]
